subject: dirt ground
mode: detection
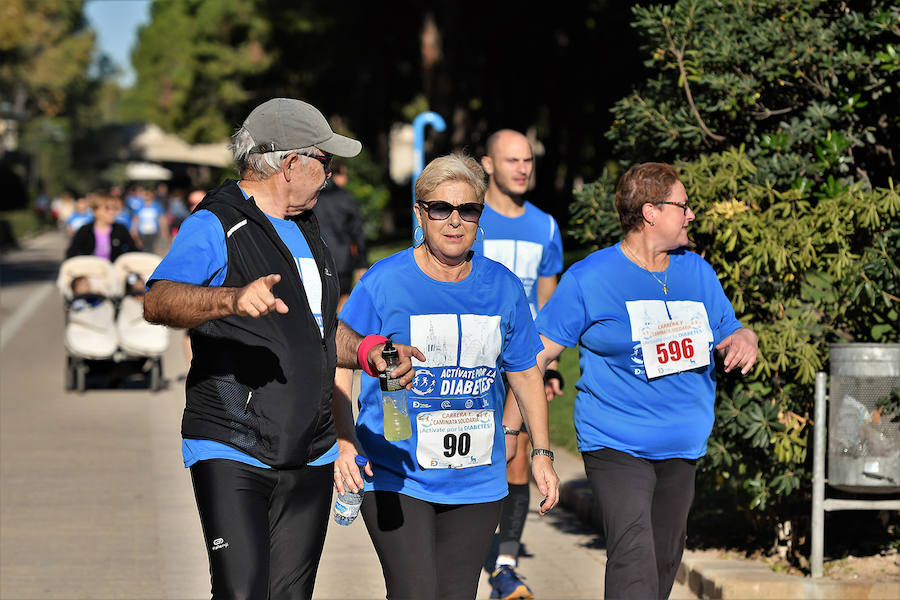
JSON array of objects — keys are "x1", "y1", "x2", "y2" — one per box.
[
  {"x1": 689, "y1": 546, "x2": 900, "y2": 581},
  {"x1": 821, "y1": 547, "x2": 900, "y2": 581}
]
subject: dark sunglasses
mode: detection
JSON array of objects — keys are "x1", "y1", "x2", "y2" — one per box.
[
  {"x1": 417, "y1": 200, "x2": 484, "y2": 222},
  {"x1": 660, "y1": 201, "x2": 691, "y2": 214},
  {"x1": 303, "y1": 152, "x2": 333, "y2": 175}
]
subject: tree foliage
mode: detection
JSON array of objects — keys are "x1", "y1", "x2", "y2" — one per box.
[
  {"x1": 570, "y1": 0, "x2": 900, "y2": 553},
  {"x1": 0, "y1": 0, "x2": 95, "y2": 118},
  {"x1": 0, "y1": 0, "x2": 111, "y2": 200},
  {"x1": 608, "y1": 0, "x2": 899, "y2": 188},
  {"x1": 122, "y1": 0, "x2": 274, "y2": 143},
  {"x1": 124, "y1": 0, "x2": 648, "y2": 234}
]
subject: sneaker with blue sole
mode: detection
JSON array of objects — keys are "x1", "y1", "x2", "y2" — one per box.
[{"x1": 489, "y1": 565, "x2": 534, "y2": 600}]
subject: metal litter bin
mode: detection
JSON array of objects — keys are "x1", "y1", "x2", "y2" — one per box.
[{"x1": 827, "y1": 343, "x2": 900, "y2": 493}]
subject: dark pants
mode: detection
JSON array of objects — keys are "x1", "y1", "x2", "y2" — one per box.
[
  {"x1": 583, "y1": 448, "x2": 697, "y2": 600},
  {"x1": 139, "y1": 232, "x2": 159, "y2": 254},
  {"x1": 190, "y1": 459, "x2": 333, "y2": 600},
  {"x1": 361, "y1": 491, "x2": 502, "y2": 600},
  {"x1": 497, "y1": 482, "x2": 530, "y2": 558}
]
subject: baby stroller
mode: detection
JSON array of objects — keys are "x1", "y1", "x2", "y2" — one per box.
[
  {"x1": 112, "y1": 251, "x2": 169, "y2": 391},
  {"x1": 56, "y1": 253, "x2": 170, "y2": 392},
  {"x1": 57, "y1": 255, "x2": 120, "y2": 392}
]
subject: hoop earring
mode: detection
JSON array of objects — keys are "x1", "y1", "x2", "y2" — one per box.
[
  {"x1": 413, "y1": 225, "x2": 424, "y2": 246},
  {"x1": 475, "y1": 226, "x2": 485, "y2": 242}
]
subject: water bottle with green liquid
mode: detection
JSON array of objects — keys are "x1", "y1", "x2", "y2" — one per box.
[{"x1": 380, "y1": 340, "x2": 411, "y2": 441}]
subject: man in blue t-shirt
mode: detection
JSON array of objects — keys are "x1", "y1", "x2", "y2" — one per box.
[
  {"x1": 473, "y1": 129, "x2": 564, "y2": 599},
  {"x1": 133, "y1": 193, "x2": 166, "y2": 254},
  {"x1": 65, "y1": 195, "x2": 93, "y2": 237},
  {"x1": 143, "y1": 98, "x2": 418, "y2": 600}
]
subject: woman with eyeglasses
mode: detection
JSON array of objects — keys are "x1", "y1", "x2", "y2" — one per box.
[
  {"x1": 333, "y1": 152, "x2": 559, "y2": 600},
  {"x1": 518, "y1": 162, "x2": 758, "y2": 599}
]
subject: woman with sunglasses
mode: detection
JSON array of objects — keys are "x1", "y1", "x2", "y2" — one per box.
[
  {"x1": 520, "y1": 162, "x2": 758, "y2": 599},
  {"x1": 333, "y1": 152, "x2": 559, "y2": 600},
  {"x1": 66, "y1": 193, "x2": 137, "y2": 261}
]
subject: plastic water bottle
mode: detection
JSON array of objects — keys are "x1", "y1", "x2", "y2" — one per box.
[
  {"x1": 380, "y1": 340, "x2": 411, "y2": 441},
  {"x1": 333, "y1": 455, "x2": 369, "y2": 526}
]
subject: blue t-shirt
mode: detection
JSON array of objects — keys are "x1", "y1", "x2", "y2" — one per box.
[
  {"x1": 148, "y1": 188, "x2": 334, "y2": 468},
  {"x1": 66, "y1": 210, "x2": 93, "y2": 232},
  {"x1": 339, "y1": 248, "x2": 543, "y2": 504},
  {"x1": 472, "y1": 201, "x2": 563, "y2": 317},
  {"x1": 114, "y1": 208, "x2": 132, "y2": 227},
  {"x1": 125, "y1": 193, "x2": 144, "y2": 214},
  {"x1": 534, "y1": 243, "x2": 742, "y2": 460},
  {"x1": 135, "y1": 201, "x2": 164, "y2": 236}
]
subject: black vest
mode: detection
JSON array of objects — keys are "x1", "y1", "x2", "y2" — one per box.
[{"x1": 182, "y1": 180, "x2": 339, "y2": 468}]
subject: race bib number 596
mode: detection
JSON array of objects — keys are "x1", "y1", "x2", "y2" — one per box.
[{"x1": 640, "y1": 318, "x2": 711, "y2": 379}]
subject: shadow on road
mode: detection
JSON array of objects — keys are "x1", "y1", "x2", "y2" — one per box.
[
  {"x1": 542, "y1": 505, "x2": 607, "y2": 550},
  {"x1": 0, "y1": 258, "x2": 59, "y2": 286}
]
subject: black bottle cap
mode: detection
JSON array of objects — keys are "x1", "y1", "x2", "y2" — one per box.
[{"x1": 382, "y1": 339, "x2": 398, "y2": 361}]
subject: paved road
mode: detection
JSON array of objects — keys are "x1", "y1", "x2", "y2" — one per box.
[{"x1": 1, "y1": 230, "x2": 694, "y2": 599}]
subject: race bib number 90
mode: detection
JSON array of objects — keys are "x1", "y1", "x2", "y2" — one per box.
[{"x1": 416, "y1": 410, "x2": 495, "y2": 469}]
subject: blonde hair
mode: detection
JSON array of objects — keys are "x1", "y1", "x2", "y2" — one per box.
[
  {"x1": 87, "y1": 193, "x2": 117, "y2": 211},
  {"x1": 414, "y1": 153, "x2": 487, "y2": 204}
]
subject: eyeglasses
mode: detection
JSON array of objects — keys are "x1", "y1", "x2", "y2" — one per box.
[
  {"x1": 660, "y1": 201, "x2": 691, "y2": 214},
  {"x1": 417, "y1": 200, "x2": 485, "y2": 222},
  {"x1": 301, "y1": 152, "x2": 333, "y2": 176}
]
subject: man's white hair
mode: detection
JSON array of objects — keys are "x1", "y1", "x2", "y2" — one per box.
[{"x1": 230, "y1": 127, "x2": 316, "y2": 180}]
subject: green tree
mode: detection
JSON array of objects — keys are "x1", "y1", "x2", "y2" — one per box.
[
  {"x1": 570, "y1": 0, "x2": 900, "y2": 558},
  {"x1": 0, "y1": 0, "x2": 100, "y2": 199},
  {"x1": 125, "y1": 1, "x2": 651, "y2": 236},
  {"x1": 0, "y1": 0, "x2": 95, "y2": 119},
  {"x1": 607, "y1": 0, "x2": 898, "y2": 188},
  {"x1": 122, "y1": 0, "x2": 274, "y2": 143}
]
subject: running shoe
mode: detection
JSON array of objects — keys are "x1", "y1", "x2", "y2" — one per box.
[{"x1": 489, "y1": 565, "x2": 534, "y2": 600}]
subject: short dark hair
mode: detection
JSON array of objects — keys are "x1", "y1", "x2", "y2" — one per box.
[{"x1": 615, "y1": 162, "x2": 680, "y2": 233}]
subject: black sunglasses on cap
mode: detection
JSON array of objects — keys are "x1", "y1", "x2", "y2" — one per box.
[{"x1": 417, "y1": 200, "x2": 484, "y2": 222}]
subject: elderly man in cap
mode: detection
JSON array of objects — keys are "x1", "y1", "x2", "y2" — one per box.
[{"x1": 145, "y1": 98, "x2": 420, "y2": 599}]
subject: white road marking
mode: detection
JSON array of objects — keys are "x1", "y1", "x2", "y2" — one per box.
[{"x1": 0, "y1": 283, "x2": 54, "y2": 350}]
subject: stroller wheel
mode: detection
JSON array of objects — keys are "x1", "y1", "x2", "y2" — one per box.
[
  {"x1": 64, "y1": 357, "x2": 75, "y2": 391},
  {"x1": 75, "y1": 362, "x2": 87, "y2": 393},
  {"x1": 149, "y1": 358, "x2": 163, "y2": 392}
]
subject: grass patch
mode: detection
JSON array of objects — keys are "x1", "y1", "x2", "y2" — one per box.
[
  {"x1": 549, "y1": 346, "x2": 580, "y2": 455},
  {"x1": 1, "y1": 209, "x2": 47, "y2": 245},
  {"x1": 367, "y1": 239, "x2": 410, "y2": 264}
]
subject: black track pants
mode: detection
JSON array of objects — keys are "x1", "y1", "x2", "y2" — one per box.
[
  {"x1": 583, "y1": 448, "x2": 697, "y2": 600},
  {"x1": 189, "y1": 459, "x2": 333, "y2": 600},
  {"x1": 361, "y1": 490, "x2": 502, "y2": 600}
]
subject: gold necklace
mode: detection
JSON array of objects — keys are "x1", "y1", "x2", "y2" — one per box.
[{"x1": 622, "y1": 242, "x2": 669, "y2": 295}]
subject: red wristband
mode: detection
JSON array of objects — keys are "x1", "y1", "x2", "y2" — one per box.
[{"x1": 357, "y1": 335, "x2": 389, "y2": 377}]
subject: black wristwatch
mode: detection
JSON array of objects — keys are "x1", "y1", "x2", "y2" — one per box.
[
  {"x1": 531, "y1": 448, "x2": 554, "y2": 461},
  {"x1": 544, "y1": 369, "x2": 565, "y2": 390},
  {"x1": 502, "y1": 425, "x2": 521, "y2": 436}
]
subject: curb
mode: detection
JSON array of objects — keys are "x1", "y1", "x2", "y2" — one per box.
[{"x1": 557, "y1": 479, "x2": 899, "y2": 600}]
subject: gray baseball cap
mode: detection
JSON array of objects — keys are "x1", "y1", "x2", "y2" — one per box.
[{"x1": 242, "y1": 98, "x2": 361, "y2": 157}]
